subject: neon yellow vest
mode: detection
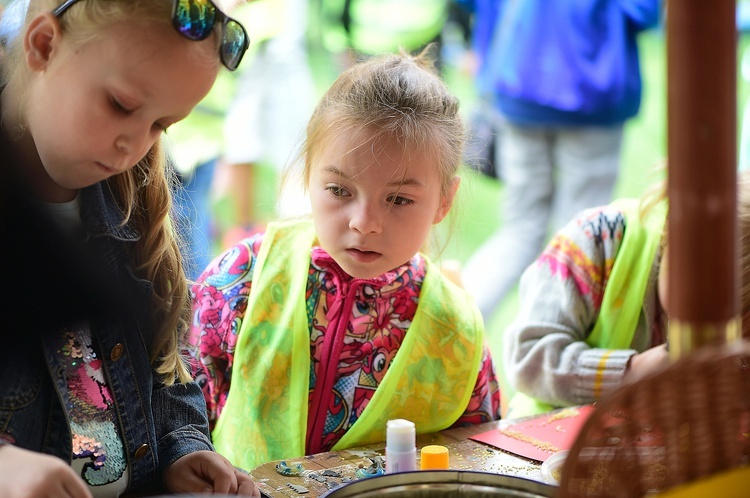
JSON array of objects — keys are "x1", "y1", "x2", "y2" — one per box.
[
  {"x1": 212, "y1": 219, "x2": 485, "y2": 470},
  {"x1": 655, "y1": 465, "x2": 750, "y2": 498},
  {"x1": 508, "y1": 199, "x2": 668, "y2": 418}
]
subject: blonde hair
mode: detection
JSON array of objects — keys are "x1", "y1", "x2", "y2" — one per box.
[
  {"x1": 2, "y1": 0, "x2": 192, "y2": 86},
  {"x1": 2, "y1": 0, "x2": 222, "y2": 385},
  {"x1": 634, "y1": 161, "x2": 669, "y2": 256},
  {"x1": 298, "y1": 46, "x2": 465, "y2": 199}
]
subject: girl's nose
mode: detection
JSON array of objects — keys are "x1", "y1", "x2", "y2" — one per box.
[
  {"x1": 349, "y1": 201, "x2": 384, "y2": 234},
  {"x1": 114, "y1": 128, "x2": 154, "y2": 168},
  {"x1": 115, "y1": 136, "x2": 129, "y2": 155}
]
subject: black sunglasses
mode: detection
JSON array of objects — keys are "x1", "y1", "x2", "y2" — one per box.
[{"x1": 52, "y1": 0, "x2": 250, "y2": 71}]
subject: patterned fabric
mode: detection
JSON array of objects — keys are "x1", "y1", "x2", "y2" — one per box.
[
  {"x1": 504, "y1": 202, "x2": 667, "y2": 411},
  {"x1": 210, "y1": 220, "x2": 487, "y2": 469},
  {"x1": 537, "y1": 206, "x2": 624, "y2": 309},
  {"x1": 187, "y1": 227, "x2": 501, "y2": 458},
  {"x1": 56, "y1": 325, "x2": 129, "y2": 496},
  {"x1": 587, "y1": 198, "x2": 667, "y2": 350}
]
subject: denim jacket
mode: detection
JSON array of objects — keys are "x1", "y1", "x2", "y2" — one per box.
[{"x1": 0, "y1": 181, "x2": 213, "y2": 495}]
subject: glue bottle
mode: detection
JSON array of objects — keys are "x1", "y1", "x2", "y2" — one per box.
[{"x1": 385, "y1": 419, "x2": 417, "y2": 473}]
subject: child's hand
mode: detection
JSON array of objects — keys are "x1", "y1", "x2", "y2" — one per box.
[
  {"x1": 624, "y1": 344, "x2": 671, "y2": 383},
  {"x1": 0, "y1": 444, "x2": 93, "y2": 498},
  {"x1": 164, "y1": 450, "x2": 260, "y2": 497}
]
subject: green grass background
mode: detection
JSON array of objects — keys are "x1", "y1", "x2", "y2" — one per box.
[{"x1": 213, "y1": 30, "x2": 750, "y2": 410}]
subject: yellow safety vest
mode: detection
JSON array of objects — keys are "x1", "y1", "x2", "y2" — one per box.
[
  {"x1": 508, "y1": 198, "x2": 668, "y2": 418},
  {"x1": 212, "y1": 219, "x2": 485, "y2": 470},
  {"x1": 654, "y1": 465, "x2": 750, "y2": 498}
]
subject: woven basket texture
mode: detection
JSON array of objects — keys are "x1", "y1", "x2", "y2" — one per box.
[{"x1": 557, "y1": 341, "x2": 750, "y2": 497}]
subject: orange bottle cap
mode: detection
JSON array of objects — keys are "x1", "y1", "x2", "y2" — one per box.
[{"x1": 420, "y1": 444, "x2": 449, "y2": 470}]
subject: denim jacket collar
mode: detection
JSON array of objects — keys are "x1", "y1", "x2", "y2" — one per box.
[{"x1": 80, "y1": 182, "x2": 139, "y2": 241}]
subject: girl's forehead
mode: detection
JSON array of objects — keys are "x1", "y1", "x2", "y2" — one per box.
[
  {"x1": 308, "y1": 124, "x2": 445, "y2": 183},
  {"x1": 320, "y1": 127, "x2": 427, "y2": 160},
  {"x1": 313, "y1": 135, "x2": 445, "y2": 188},
  {"x1": 318, "y1": 133, "x2": 404, "y2": 169}
]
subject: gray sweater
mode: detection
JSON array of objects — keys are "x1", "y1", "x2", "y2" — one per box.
[{"x1": 504, "y1": 203, "x2": 666, "y2": 407}]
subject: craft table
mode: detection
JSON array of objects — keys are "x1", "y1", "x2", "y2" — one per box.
[{"x1": 249, "y1": 419, "x2": 545, "y2": 497}]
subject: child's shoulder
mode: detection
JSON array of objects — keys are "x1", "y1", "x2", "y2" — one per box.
[
  {"x1": 263, "y1": 218, "x2": 316, "y2": 244},
  {"x1": 421, "y1": 255, "x2": 480, "y2": 310},
  {"x1": 197, "y1": 231, "x2": 266, "y2": 286},
  {"x1": 575, "y1": 202, "x2": 630, "y2": 223},
  {"x1": 566, "y1": 203, "x2": 629, "y2": 243}
]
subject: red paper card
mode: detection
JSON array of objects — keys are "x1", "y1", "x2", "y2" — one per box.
[{"x1": 470, "y1": 404, "x2": 595, "y2": 462}]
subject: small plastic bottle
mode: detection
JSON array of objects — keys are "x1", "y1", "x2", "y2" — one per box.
[
  {"x1": 385, "y1": 419, "x2": 417, "y2": 473},
  {"x1": 420, "y1": 444, "x2": 450, "y2": 470}
]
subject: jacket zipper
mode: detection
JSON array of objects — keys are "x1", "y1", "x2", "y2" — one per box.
[{"x1": 305, "y1": 276, "x2": 360, "y2": 453}]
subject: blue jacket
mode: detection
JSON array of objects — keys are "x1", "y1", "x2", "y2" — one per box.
[
  {"x1": 470, "y1": 0, "x2": 660, "y2": 126},
  {"x1": 0, "y1": 181, "x2": 213, "y2": 495}
]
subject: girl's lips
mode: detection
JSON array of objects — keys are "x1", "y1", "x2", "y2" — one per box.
[
  {"x1": 346, "y1": 248, "x2": 381, "y2": 263},
  {"x1": 96, "y1": 162, "x2": 116, "y2": 174}
]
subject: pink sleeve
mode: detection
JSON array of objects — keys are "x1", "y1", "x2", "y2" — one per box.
[
  {"x1": 452, "y1": 344, "x2": 502, "y2": 426},
  {"x1": 186, "y1": 239, "x2": 258, "y2": 429}
]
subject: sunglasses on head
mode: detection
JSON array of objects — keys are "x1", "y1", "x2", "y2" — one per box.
[{"x1": 52, "y1": 0, "x2": 250, "y2": 71}]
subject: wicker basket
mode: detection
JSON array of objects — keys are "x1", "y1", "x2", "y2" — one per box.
[{"x1": 556, "y1": 341, "x2": 750, "y2": 497}]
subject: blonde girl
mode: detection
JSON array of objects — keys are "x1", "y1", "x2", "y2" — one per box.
[{"x1": 0, "y1": 0, "x2": 258, "y2": 496}]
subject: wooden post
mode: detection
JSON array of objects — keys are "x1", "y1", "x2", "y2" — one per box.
[{"x1": 666, "y1": 0, "x2": 741, "y2": 357}]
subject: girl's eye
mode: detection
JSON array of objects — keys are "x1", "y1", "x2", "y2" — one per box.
[
  {"x1": 111, "y1": 98, "x2": 132, "y2": 114},
  {"x1": 387, "y1": 195, "x2": 415, "y2": 206},
  {"x1": 326, "y1": 185, "x2": 349, "y2": 197}
]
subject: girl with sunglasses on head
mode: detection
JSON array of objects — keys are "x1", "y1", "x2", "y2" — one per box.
[
  {"x1": 187, "y1": 47, "x2": 502, "y2": 473},
  {"x1": 0, "y1": 0, "x2": 258, "y2": 497}
]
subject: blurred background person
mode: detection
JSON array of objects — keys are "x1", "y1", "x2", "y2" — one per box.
[
  {"x1": 217, "y1": 0, "x2": 318, "y2": 248},
  {"x1": 166, "y1": 71, "x2": 236, "y2": 281},
  {"x1": 452, "y1": 0, "x2": 503, "y2": 180},
  {"x1": 460, "y1": 0, "x2": 662, "y2": 325}
]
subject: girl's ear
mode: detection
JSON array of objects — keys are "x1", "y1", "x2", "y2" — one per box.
[
  {"x1": 24, "y1": 13, "x2": 63, "y2": 72},
  {"x1": 433, "y1": 175, "x2": 460, "y2": 224}
]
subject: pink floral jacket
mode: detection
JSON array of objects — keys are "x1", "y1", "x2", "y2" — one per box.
[{"x1": 187, "y1": 234, "x2": 501, "y2": 454}]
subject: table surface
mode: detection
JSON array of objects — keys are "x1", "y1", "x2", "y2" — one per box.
[{"x1": 249, "y1": 420, "x2": 546, "y2": 497}]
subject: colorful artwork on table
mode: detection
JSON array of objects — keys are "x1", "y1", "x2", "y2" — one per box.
[{"x1": 470, "y1": 404, "x2": 595, "y2": 462}]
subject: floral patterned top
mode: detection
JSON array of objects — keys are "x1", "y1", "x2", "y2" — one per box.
[{"x1": 187, "y1": 234, "x2": 501, "y2": 454}]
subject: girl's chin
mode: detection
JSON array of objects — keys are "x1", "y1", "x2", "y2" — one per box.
[{"x1": 339, "y1": 262, "x2": 385, "y2": 281}]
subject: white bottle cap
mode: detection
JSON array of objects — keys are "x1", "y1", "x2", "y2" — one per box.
[
  {"x1": 386, "y1": 419, "x2": 417, "y2": 473},
  {"x1": 386, "y1": 419, "x2": 416, "y2": 450}
]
